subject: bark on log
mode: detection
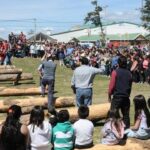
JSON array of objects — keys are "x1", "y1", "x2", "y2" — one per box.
[
  {"x1": 0, "y1": 103, "x2": 110, "y2": 125},
  {"x1": 0, "y1": 97, "x2": 75, "y2": 113},
  {"x1": 75, "y1": 139, "x2": 150, "y2": 150},
  {"x1": 0, "y1": 87, "x2": 45, "y2": 96},
  {"x1": 0, "y1": 65, "x2": 16, "y2": 69},
  {"x1": 68, "y1": 103, "x2": 110, "y2": 122},
  {"x1": 0, "y1": 73, "x2": 33, "y2": 81},
  {"x1": 0, "y1": 69, "x2": 22, "y2": 74}
]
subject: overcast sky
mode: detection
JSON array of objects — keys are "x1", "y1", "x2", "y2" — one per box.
[{"x1": 0, "y1": 0, "x2": 143, "y2": 38}]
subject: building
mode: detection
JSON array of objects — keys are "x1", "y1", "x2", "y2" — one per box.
[
  {"x1": 51, "y1": 22, "x2": 149, "y2": 43},
  {"x1": 78, "y1": 33, "x2": 148, "y2": 47}
]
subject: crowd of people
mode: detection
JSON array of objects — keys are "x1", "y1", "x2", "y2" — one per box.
[
  {"x1": 0, "y1": 96, "x2": 150, "y2": 150},
  {"x1": 1, "y1": 32, "x2": 150, "y2": 84},
  {"x1": 0, "y1": 32, "x2": 150, "y2": 149}
]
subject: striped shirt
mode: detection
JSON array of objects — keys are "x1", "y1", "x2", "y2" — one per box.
[{"x1": 52, "y1": 121, "x2": 74, "y2": 150}]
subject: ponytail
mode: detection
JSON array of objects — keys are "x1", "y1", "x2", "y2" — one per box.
[{"x1": 1, "y1": 105, "x2": 22, "y2": 149}]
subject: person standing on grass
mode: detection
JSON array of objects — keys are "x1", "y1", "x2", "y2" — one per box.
[
  {"x1": 71, "y1": 57, "x2": 103, "y2": 107},
  {"x1": 38, "y1": 53, "x2": 57, "y2": 112},
  {"x1": 148, "y1": 98, "x2": 150, "y2": 109},
  {"x1": 108, "y1": 56, "x2": 132, "y2": 129}
]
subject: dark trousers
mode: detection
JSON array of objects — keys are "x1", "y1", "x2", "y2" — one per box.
[
  {"x1": 41, "y1": 78, "x2": 54, "y2": 110},
  {"x1": 110, "y1": 96, "x2": 130, "y2": 129}
]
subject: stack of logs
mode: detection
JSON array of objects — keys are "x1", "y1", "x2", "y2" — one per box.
[
  {"x1": 0, "y1": 84, "x2": 110, "y2": 124},
  {"x1": 0, "y1": 88, "x2": 111, "y2": 124},
  {"x1": 0, "y1": 65, "x2": 33, "y2": 85}
]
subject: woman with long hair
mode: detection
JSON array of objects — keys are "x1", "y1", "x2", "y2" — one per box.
[
  {"x1": 28, "y1": 106, "x2": 52, "y2": 150},
  {"x1": 0, "y1": 105, "x2": 29, "y2": 150},
  {"x1": 101, "y1": 109, "x2": 125, "y2": 145},
  {"x1": 125, "y1": 95, "x2": 150, "y2": 139}
]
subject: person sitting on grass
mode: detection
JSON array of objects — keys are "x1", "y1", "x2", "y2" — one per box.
[
  {"x1": 0, "y1": 105, "x2": 29, "y2": 150},
  {"x1": 52, "y1": 109, "x2": 74, "y2": 150},
  {"x1": 28, "y1": 106, "x2": 52, "y2": 150},
  {"x1": 125, "y1": 95, "x2": 150, "y2": 140},
  {"x1": 73, "y1": 105, "x2": 94, "y2": 149},
  {"x1": 101, "y1": 109, "x2": 125, "y2": 145}
]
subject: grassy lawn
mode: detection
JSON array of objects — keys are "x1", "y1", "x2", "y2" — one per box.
[{"x1": 0, "y1": 57, "x2": 150, "y2": 144}]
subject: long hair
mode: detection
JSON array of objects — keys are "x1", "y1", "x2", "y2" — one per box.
[
  {"x1": 107, "y1": 109, "x2": 122, "y2": 131},
  {"x1": 1, "y1": 105, "x2": 22, "y2": 149},
  {"x1": 133, "y1": 95, "x2": 150, "y2": 127},
  {"x1": 29, "y1": 106, "x2": 44, "y2": 132}
]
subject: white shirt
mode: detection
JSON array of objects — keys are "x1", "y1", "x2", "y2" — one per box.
[
  {"x1": 73, "y1": 119, "x2": 94, "y2": 145},
  {"x1": 28, "y1": 121, "x2": 52, "y2": 150},
  {"x1": 30, "y1": 45, "x2": 36, "y2": 54}
]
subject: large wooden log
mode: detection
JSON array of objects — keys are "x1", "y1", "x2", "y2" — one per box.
[
  {"x1": 0, "y1": 97, "x2": 75, "y2": 113},
  {"x1": 0, "y1": 69, "x2": 22, "y2": 74},
  {"x1": 68, "y1": 103, "x2": 110, "y2": 122},
  {"x1": 0, "y1": 65, "x2": 15, "y2": 69},
  {"x1": 0, "y1": 87, "x2": 44, "y2": 96},
  {"x1": 75, "y1": 139, "x2": 150, "y2": 150},
  {"x1": 0, "y1": 73, "x2": 33, "y2": 81},
  {"x1": 0, "y1": 103, "x2": 110, "y2": 124}
]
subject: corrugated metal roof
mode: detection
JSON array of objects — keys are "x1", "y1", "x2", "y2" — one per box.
[
  {"x1": 78, "y1": 33, "x2": 146, "y2": 41},
  {"x1": 51, "y1": 22, "x2": 142, "y2": 36}
]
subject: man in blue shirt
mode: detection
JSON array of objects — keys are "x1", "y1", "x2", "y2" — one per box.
[{"x1": 71, "y1": 57, "x2": 103, "y2": 107}]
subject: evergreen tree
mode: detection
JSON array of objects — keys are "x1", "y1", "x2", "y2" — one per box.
[{"x1": 141, "y1": 0, "x2": 150, "y2": 31}]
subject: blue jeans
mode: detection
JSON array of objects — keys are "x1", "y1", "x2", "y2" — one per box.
[
  {"x1": 41, "y1": 78, "x2": 54, "y2": 110},
  {"x1": 76, "y1": 88, "x2": 92, "y2": 107}
]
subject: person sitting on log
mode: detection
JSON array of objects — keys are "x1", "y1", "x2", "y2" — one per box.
[
  {"x1": 52, "y1": 109, "x2": 74, "y2": 150},
  {"x1": 0, "y1": 105, "x2": 29, "y2": 150},
  {"x1": 28, "y1": 106, "x2": 52, "y2": 150},
  {"x1": 125, "y1": 95, "x2": 150, "y2": 140},
  {"x1": 101, "y1": 109, "x2": 125, "y2": 145},
  {"x1": 73, "y1": 105, "x2": 94, "y2": 149}
]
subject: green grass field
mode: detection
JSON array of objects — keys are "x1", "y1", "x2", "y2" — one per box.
[{"x1": 0, "y1": 57, "x2": 150, "y2": 144}]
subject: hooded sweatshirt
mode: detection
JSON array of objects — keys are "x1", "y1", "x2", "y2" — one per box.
[{"x1": 52, "y1": 121, "x2": 74, "y2": 150}]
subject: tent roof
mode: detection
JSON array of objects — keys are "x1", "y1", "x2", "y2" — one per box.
[{"x1": 28, "y1": 32, "x2": 57, "y2": 42}]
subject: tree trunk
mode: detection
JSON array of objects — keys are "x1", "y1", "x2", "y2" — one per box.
[
  {"x1": 0, "y1": 73, "x2": 33, "y2": 81},
  {"x1": 0, "y1": 87, "x2": 44, "y2": 96},
  {"x1": 74, "y1": 139, "x2": 150, "y2": 150},
  {"x1": 67, "y1": 103, "x2": 110, "y2": 122},
  {"x1": 0, "y1": 69, "x2": 22, "y2": 74},
  {"x1": 0, "y1": 97, "x2": 75, "y2": 113},
  {"x1": 0, "y1": 103, "x2": 110, "y2": 124},
  {"x1": 0, "y1": 65, "x2": 16, "y2": 69}
]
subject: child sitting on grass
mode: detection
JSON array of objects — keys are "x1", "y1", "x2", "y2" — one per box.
[
  {"x1": 73, "y1": 105, "x2": 94, "y2": 149},
  {"x1": 125, "y1": 95, "x2": 150, "y2": 140},
  {"x1": 101, "y1": 109, "x2": 125, "y2": 145}
]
